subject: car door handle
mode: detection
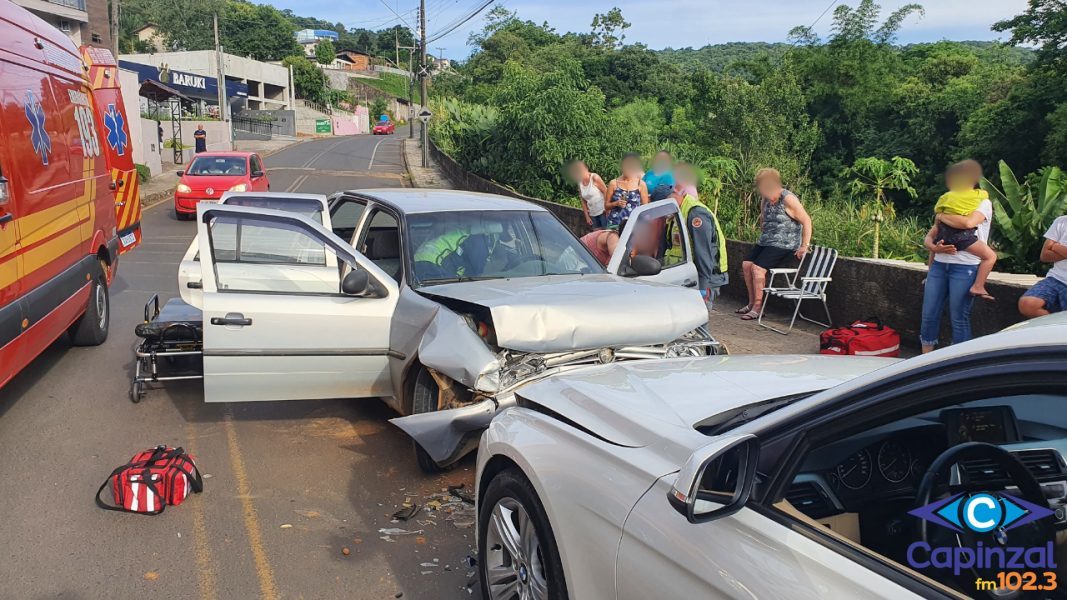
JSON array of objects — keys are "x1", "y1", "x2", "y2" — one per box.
[
  {"x1": 187, "y1": 280, "x2": 203, "y2": 289},
  {"x1": 683, "y1": 280, "x2": 697, "y2": 288},
  {"x1": 210, "y1": 313, "x2": 252, "y2": 327}
]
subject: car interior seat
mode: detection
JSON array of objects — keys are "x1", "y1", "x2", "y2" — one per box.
[{"x1": 365, "y1": 228, "x2": 402, "y2": 282}]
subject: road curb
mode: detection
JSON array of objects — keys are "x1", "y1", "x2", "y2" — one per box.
[{"x1": 400, "y1": 138, "x2": 413, "y2": 188}]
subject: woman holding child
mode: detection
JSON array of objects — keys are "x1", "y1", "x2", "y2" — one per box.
[{"x1": 920, "y1": 160, "x2": 997, "y2": 353}]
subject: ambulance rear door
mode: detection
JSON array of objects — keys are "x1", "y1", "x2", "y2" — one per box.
[{"x1": 81, "y1": 46, "x2": 141, "y2": 254}]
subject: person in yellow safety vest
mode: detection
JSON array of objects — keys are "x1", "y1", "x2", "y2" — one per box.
[
  {"x1": 413, "y1": 223, "x2": 500, "y2": 281},
  {"x1": 665, "y1": 163, "x2": 728, "y2": 307}
]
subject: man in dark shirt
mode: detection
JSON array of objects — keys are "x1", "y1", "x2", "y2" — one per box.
[{"x1": 193, "y1": 124, "x2": 207, "y2": 154}]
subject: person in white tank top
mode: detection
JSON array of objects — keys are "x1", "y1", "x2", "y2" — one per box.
[{"x1": 568, "y1": 160, "x2": 608, "y2": 229}]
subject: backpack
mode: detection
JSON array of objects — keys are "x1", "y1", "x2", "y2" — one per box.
[
  {"x1": 820, "y1": 318, "x2": 901, "y2": 358},
  {"x1": 96, "y1": 446, "x2": 203, "y2": 515}
]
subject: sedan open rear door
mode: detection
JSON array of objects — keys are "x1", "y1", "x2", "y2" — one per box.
[
  {"x1": 606, "y1": 199, "x2": 698, "y2": 288},
  {"x1": 195, "y1": 204, "x2": 399, "y2": 403}
]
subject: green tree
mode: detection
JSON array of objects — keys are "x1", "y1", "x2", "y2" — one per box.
[
  {"x1": 315, "y1": 38, "x2": 336, "y2": 65},
  {"x1": 220, "y1": 1, "x2": 302, "y2": 61},
  {"x1": 590, "y1": 7, "x2": 630, "y2": 49},
  {"x1": 283, "y1": 55, "x2": 327, "y2": 102},
  {"x1": 844, "y1": 156, "x2": 919, "y2": 258},
  {"x1": 994, "y1": 0, "x2": 1067, "y2": 76},
  {"x1": 985, "y1": 161, "x2": 1067, "y2": 274}
]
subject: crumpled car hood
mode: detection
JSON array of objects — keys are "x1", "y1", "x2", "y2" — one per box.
[{"x1": 422, "y1": 274, "x2": 708, "y2": 352}]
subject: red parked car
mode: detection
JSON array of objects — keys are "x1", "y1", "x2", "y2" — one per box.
[
  {"x1": 373, "y1": 119, "x2": 396, "y2": 135},
  {"x1": 174, "y1": 152, "x2": 270, "y2": 220}
]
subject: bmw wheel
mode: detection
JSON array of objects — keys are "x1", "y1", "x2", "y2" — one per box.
[
  {"x1": 409, "y1": 364, "x2": 450, "y2": 474},
  {"x1": 479, "y1": 468, "x2": 568, "y2": 600}
]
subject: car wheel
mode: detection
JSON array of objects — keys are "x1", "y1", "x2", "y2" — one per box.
[
  {"x1": 479, "y1": 468, "x2": 568, "y2": 600},
  {"x1": 410, "y1": 364, "x2": 451, "y2": 474},
  {"x1": 69, "y1": 261, "x2": 109, "y2": 346},
  {"x1": 175, "y1": 208, "x2": 190, "y2": 221}
]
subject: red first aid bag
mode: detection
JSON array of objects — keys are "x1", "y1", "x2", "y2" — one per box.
[
  {"x1": 820, "y1": 318, "x2": 900, "y2": 358},
  {"x1": 96, "y1": 446, "x2": 203, "y2": 515}
]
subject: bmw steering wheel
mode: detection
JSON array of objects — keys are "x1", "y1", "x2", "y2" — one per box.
[{"x1": 914, "y1": 442, "x2": 1054, "y2": 598}]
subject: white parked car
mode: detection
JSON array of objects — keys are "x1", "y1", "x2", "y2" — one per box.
[
  {"x1": 190, "y1": 190, "x2": 721, "y2": 472},
  {"x1": 475, "y1": 313, "x2": 1067, "y2": 599}
]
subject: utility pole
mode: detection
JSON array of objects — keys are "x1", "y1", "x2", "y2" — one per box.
[
  {"x1": 397, "y1": 45, "x2": 416, "y2": 139},
  {"x1": 419, "y1": 0, "x2": 428, "y2": 167},
  {"x1": 213, "y1": 14, "x2": 234, "y2": 150},
  {"x1": 109, "y1": 0, "x2": 119, "y2": 56}
]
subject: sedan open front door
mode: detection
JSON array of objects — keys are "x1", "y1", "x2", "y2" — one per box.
[
  {"x1": 196, "y1": 204, "x2": 399, "y2": 403},
  {"x1": 606, "y1": 199, "x2": 698, "y2": 288}
]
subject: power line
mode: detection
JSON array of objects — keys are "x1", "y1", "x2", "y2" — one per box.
[
  {"x1": 427, "y1": 0, "x2": 496, "y2": 43},
  {"x1": 376, "y1": 0, "x2": 417, "y2": 30},
  {"x1": 808, "y1": 0, "x2": 839, "y2": 32}
]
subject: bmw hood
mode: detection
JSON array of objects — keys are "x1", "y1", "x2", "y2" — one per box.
[
  {"x1": 518, "y1": 355, "x2": 897, "y2": 451},
  {"x1": 421, "y1": 274, "x2": 709, "y2": 353}
]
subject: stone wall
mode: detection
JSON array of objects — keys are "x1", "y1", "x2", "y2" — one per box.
[
  {"x1": 427, "y1": 140, "x2": 1035, "y2": 346},
  {"x1": 721, "y1": 241, "x2": 1030, "y2": 345}
]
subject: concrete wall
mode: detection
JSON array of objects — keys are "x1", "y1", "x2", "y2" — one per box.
[
  {"x1": 136, "y1": 118, "x2": 163, "y2": 175},
  {"x1": 720, "y1": 240, "x2": 1031, "y2": 346},
  {"x1": 429, "y1": 139, "x2": 1039, "y2": 347}
]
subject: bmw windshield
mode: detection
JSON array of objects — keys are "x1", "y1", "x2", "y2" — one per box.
[{"x1": 408, "y1": 211, "x2": 604, "y2": 286}]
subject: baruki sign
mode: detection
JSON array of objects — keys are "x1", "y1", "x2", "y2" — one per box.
[
  {"x1": 119, "y1": 60, "x2": 248, "y2": 103},
  {"x1": 158, "y1": 64, "x2": 206, "y2": 90}
]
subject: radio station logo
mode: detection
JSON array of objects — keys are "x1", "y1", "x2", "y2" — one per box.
[{"x1": 906, "y1": 492, "x2": 1057, "y2": 578}]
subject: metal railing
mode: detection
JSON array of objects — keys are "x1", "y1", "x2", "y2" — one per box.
[
  {"x1": 48, "y1": 0, "x2": 87, "y2": 11},
  {"x1": 232, "y1": 116, "x2": 278, "y2": 137},
  {"x1": 299, "y1": 99, "x2": 332, "y2": 116}
]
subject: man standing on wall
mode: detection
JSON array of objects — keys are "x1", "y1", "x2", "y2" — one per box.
[{"x1": 194, "y1": 124, "x2": 207, "y2": 154}]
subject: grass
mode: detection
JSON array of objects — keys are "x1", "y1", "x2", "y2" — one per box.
[{"x1": 356, "y1": 73, "x2": 414, "y2": 100}]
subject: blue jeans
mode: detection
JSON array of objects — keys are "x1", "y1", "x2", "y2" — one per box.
[
  {"x1": 920, "y1": 261, "x2": 977, "y2": 347},
  {"x1": 590, "y1": 213, "x2": 607, "y2": 229}
]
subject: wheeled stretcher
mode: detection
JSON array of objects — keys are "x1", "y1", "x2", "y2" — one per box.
[{"x1": 130, "y1": 295, "x2": 204, "y2": 402}]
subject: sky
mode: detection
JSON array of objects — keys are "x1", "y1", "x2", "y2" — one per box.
[{"x1": 273, "y1": 0, "x2": 1031, "y2": 59}]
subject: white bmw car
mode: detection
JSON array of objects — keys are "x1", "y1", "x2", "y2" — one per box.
[{"x1": 475, "y1": 313, "x2": 1067, "y2": 599}]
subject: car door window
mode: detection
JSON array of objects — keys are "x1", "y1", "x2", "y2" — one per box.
[
  {"x1": 767, "y1": 377, "x2": 1067, "y2": 598},
  {"x1": 250, "y1": 155, "x2": 263, "y2": 174},
  {"x1": 359, "y1": 209, "x2": 402, "y2": 283},
  {"x1": 330, "y1": 197, "x2": 367, "y2": 243},
  {"x1": 206, "y1": 212, "x2": 340, "y2": 295}
]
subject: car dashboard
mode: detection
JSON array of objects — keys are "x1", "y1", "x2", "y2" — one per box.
[{"x1": 787, "y1": 401, "x2": 1067, "y2": 552}]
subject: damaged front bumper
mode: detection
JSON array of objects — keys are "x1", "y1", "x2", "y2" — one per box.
[{"x1": 391, "y1": 326, "x2": 724, "y2": 468}]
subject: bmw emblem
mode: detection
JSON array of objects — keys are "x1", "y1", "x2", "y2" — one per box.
[
  {"x1": 518, "y1": 564, "x2": 528, "y2": 583},
  {"x1": 994, "y1": 527, "x2": 1008, "y2": 545},
  {"x1": 206, "y1": 187, "x2": 214, "y2": 195}
]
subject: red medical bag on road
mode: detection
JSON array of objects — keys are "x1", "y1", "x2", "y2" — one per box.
[
  {"x1": 96, "y1": 446, "x2": 203, "y2": 515},
  {"x1": 820, "y1": 318, "x2": 901, "y2": 358}
]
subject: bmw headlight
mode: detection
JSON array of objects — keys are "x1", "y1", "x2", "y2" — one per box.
[
  {"x1": 176, "y1": 183, "x2": 192, "y2": 194},
  {"x1": 229, "y1": 183, "x2": 248, "y2": 192}
]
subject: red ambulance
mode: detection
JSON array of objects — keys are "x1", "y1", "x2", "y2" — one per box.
[{"x1": 0, "y1": 0, "x2": 141, "y2": 388}]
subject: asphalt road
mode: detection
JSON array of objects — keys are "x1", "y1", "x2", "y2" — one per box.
[{"x1": 0, "y1": 132, "x2": 479, "y2": 600}]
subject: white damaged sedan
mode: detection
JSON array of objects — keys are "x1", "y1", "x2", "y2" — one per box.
[
  {"x1": 187, "y1": 190, "x2": 721, "y2": 472},
  {"x1": 475, "y1": 315, "x2": 1067, "y2": 599}
]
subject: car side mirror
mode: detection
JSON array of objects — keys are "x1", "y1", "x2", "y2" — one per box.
[
  {"x1": 667, "y1": 433, "x2": 759, "y2": 524},
  {"x1": 176, "y1": 171, "x2": 184, "y2": 177},
  {"x1": 341, "y1": 269, "x2": 371, "y2": 296},
  {"x1": 620, "y1": 254, "x2": 663, "y2": 277},
  {"x1": 251, "y1": 170, "x2": 264, "y2": 178}
]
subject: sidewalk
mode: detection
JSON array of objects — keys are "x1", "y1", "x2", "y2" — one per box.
[
  {"x1": 138, "y1": 137, "x2": 306, "y2": 209},
  {"x1": 402, "y1": 138, "x2": 452, "y2": 188}
]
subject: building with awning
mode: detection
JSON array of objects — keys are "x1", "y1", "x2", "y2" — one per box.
[{"x1": 119, "y1": 50, "x2": 292, "y2": 112}]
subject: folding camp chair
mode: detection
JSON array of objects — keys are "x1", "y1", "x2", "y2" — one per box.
[{"x1": 757, "y1": 245, "x2": 838, "y2": 335}]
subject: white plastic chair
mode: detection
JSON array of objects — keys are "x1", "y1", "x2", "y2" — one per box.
[{"x1": 757, "y1": 245, "x2": 838, "y2": 335}]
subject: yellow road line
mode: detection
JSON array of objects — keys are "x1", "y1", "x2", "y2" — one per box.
[
  {"x1": 222, "y1": 411, "x2": 279, "y2": 600},
  {"x1": 185, "y1": 424, "x2": 218, "y2": 600}
]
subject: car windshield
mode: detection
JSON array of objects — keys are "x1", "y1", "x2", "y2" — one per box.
[
  {"x1": 187, "y1": 156, "x2": 247, "y2": 176},
  {"x1": 408, "y1": 210, "x2": 604, "y2": 285}
]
